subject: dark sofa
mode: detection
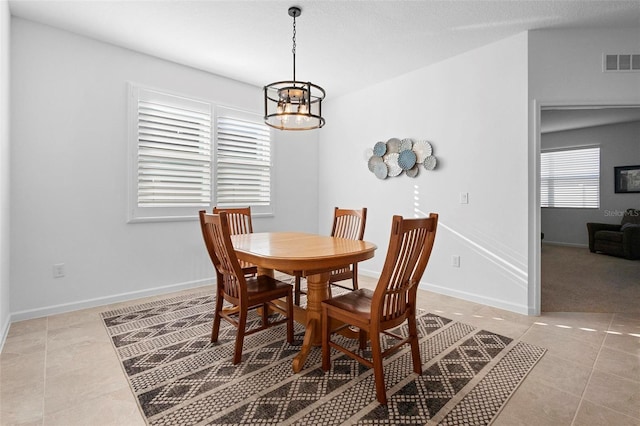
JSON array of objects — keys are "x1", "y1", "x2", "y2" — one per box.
[{"x1": 587, "y1": 208, "x2": 640, "y2": 260}]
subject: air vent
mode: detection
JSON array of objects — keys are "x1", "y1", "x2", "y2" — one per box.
[{"x1": 603, "y1": 54, "x2": 640, "y2": 72}]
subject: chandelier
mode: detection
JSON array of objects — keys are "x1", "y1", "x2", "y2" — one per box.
[{"x1": 264, "y1": 6, "x2": 325, "y2": 131}]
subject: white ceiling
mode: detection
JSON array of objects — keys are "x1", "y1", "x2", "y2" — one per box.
[{"x1": 8, "y1": 0, "x2": 640, "y2": 99}]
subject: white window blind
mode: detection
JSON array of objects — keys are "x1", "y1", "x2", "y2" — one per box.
[
  {"x1": 216, "y1": 113, "x2": 272, "y2": 210},
  {"x1": 540, "y1": 147, "x2": 600, "y2": 208},
  {"x1": 129, "y1": 84, "x2": 212, "y2": 222}
]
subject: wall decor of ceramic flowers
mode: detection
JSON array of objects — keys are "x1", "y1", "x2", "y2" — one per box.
[{"x1": 364, "y1": 138, "x2": 437, "y2": 179}]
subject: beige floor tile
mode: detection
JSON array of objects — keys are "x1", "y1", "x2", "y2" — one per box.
[
  {"x1": 595, "y1": 346, "x2": 640, "y2": 382},
  {"x1": 1, "y1": 421, "x2": 43, "y2": 426},
  {"x1": 1, "y1": 330, "x2": 47, "y2": 357},
  {"x1": 602, "y1": 332, "x2": 640, "y2": 356},
  {"x1": 45, "y1": 322, "x2": 110, "y2": 352},
  {"x1": 525, "y1": 353, "x2": 591, "y2": 397},
  {"x1": 46, "y1": 306, "x2": 105, "y2": 331},
  {"x1": 474, "y1": 305, "x2": 537, "y2": 326},
  {"x1": 521, "y1": 326, "x2": 602, "y2": 368},
  {"x1": 492, "y1": 379, "x2": 581, "y2": 426},
  {"x1": 6, "y1": 317, "x2": 48, "y2": 338},
  {"x1": 573, "y1": 400, "x2": 640, "y2": 426},
  {"x1": 101, "y1": 286, "x2": 213, "y2": 313},
  {"x1": 45, "y1": 339, "x2": 120, "y2": 376},
  {"x1": 43, "y1": 387, "x2": 144, "y2": 426},
  {"x1": 528, "y1": 318, "x2": 608, "y2": 347},
  {"x1": 539, "y1": 311, "x2": 614, "y2": 332},
  {"x1": 43, "y1": 362, "x2": 130, "y2": 417},
  {"x1": 583, "y1": 370, "x2": 640, "y2": 419},
  {"x1": 0, "y1": 351, "x2": 45, "y2": 389},
  {"x1": 609, "y1": 313, "x2": 640, "y2": 333},
  {"x1": 0, "y1": 380, "x2": 44, "y2": 425}
]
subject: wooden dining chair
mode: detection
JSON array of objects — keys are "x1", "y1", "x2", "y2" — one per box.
[
  {"x1": 293, "y1": 207, "x2": 367, "y2": 305},
  {"x1": 199, "y1": 211, "x2": 294, "y2": 364},
  {"x1": 321, "y1": 213, "x2": 438, "y2": 405},
  {"x1": 212, "y1": 207, "x2": 258, "y2": 277}
]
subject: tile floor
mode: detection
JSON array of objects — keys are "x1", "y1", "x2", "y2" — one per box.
[{"x1": 1, "y1": 276, "x2": 639, "y2": 425}]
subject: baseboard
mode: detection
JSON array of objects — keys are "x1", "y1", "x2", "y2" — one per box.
[
  {"x1": 542, "y1": 241, "x2": 588, "y2": 248},
  {"x1": 359, "y1": 268, "x2": 530, "y2": 315},
  {"x1": 0, "y1": 313, "x2": 10, "y2": 354},
  {"x1": 419, "y1": 282, "x2": 529, "y2": 315},
  {"x1": 357, "y1": 269, "x2": 379, "y2": 280},
  {"x1": 9, "y1": 278, "x2": 215, "y2": 324}
]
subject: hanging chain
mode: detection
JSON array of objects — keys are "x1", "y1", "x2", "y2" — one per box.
[
  {"x1": 291, "y1": 14, "x2": 297, "y2": 82},
  {"x1": 292, "y1": 14, "x2": 297, "y2": 56}
]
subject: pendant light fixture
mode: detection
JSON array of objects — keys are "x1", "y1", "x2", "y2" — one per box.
[{"x1": 264, "y1": 6, "x2": 325, "y2": 131}]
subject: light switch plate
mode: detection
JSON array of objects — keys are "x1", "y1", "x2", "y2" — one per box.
[{"x1": 459, "y1": 192, "x2": 469, "y2": 204}]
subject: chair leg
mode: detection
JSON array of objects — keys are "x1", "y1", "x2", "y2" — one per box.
[
  {"x1": 233, "y1": 310, "x2": 247, "y2": 364},
  {"x1": 321, "y1": 306, "x2": 331, "y2": 371},
  {"x1": 370, "y1": 329, "x2": 387, "y2": 405},
  {"x1": 261, "y1": 302, "x2": 269, "y2": 327},
  {"x1": 286, "y1": 290, "x2": 294, "y2": 343},
  {"x1": 352, "y1": 263, "x2": 359, "y2": 290},
  {"x1": 358, "y1": 328, "x2": 367, "y2": 350},
  {"x1": 294, "y1": 275, "x2": 301, "y2": 305},
  {"x1": 211, "y1": 291, "x2": 224, "y2": 343},
  {"x1": 407, "y1": 314, "x2": 422, "y2": 375}
]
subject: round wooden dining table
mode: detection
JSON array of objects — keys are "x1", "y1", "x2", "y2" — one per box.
[{"x1": 231, "y1": 232, "x2": 377, "y2": 372}]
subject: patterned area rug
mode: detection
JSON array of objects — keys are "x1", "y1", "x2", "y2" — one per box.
[{"x1": 101, "y1": 290, "x2": 545, "y2": 425}]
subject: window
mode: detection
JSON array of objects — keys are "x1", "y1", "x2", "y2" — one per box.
[
  {"x1": 128, "y1": 86, "x2": 273, "y2": 222},
  {"x1": 540, "y1": 146, "x2": 600, "y2": 208},
  {"x1": 128, "y1": 84, "x2": 212, "y2": 222},
  {"x1": 215, "y1": 108, "x2": 273, "y2": 215}
]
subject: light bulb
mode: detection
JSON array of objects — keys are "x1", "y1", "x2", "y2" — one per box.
[{"x1": 298, "y1": 95, "x2": 308, "y2": 114}]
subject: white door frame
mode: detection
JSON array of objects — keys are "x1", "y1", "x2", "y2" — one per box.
[{"x1": 530, "y1": 100, "x2": 640, "y2": 315}]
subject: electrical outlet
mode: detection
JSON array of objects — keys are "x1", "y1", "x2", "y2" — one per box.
[
  {"x1": 459, "y1": 192, "x2": 469, "y2": 204},
  {"x1": 53, "y1": 263, "x2": 65, "y2": 278},
  {"x1": 451, "y1": 255, "x2": 460, "y2": 268}
]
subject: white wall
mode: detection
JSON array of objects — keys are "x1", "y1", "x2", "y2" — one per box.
[
  {"x1": 541, "y1": 122, "x2": 640, "y2": 246},
  {"x1": 0, "y1": 0, "x2": 11, "y2": 345},
  {"x1": 529, "y1": 28, "x2": 640, "y2": 105},
  {"x1": 9, "y1": 18, "x2": 318, "y2": 320},
  {"x1": 528, "y1": 27, "x2": 640, "y2": 313},
  {"x1": 320, "y1": 33, "x2": 530, "y2": 313}
]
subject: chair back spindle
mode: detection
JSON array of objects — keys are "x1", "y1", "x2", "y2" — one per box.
[
  {"x1": 213, "y1": 207, "x2": 253, "y2": 235},
  {"x1": 374, "y1": 215, "x2": 437, "y2": 323},
  {"x1": 328, "y1": 207, "x2": 368, "y2": 289},
  {"x1": 331, "y1": 207, "x2": 367, "y2": 240},
  {"x1": 211, "y1": 207, "x2": 258, "y2": 277},
  {"x1": 200, "y1": 212, "x2": 246, "y2": 304}
]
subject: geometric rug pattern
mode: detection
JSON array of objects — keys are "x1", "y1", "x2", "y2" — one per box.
[{"x1": 101, "y1": 290, "x2": 545, "y2": 425}]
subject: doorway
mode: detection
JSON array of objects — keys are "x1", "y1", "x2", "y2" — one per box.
[{"x1": 537, "y1": 104, "x2": 640, "y2": 313}]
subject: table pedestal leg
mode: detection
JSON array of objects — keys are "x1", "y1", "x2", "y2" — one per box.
[
  {"x1": 254, "y1": 267, "x2": 275, "y2": 317},
  {"x1": 292, "y1": 271, "x2": 330, "y2": 373}
]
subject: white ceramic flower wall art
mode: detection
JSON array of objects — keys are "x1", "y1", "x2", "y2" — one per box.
[{"x1": 364, "y1": 137, "x2": 437, "y2": 179}]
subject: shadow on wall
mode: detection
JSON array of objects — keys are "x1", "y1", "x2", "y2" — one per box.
[{"x1": 413, "y1": 184, "x2": 528, "y2": 292}]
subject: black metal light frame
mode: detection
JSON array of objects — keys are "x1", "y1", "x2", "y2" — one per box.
[{"x1": 263, "y1": 7, "x2": 325, "y2": 131}]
